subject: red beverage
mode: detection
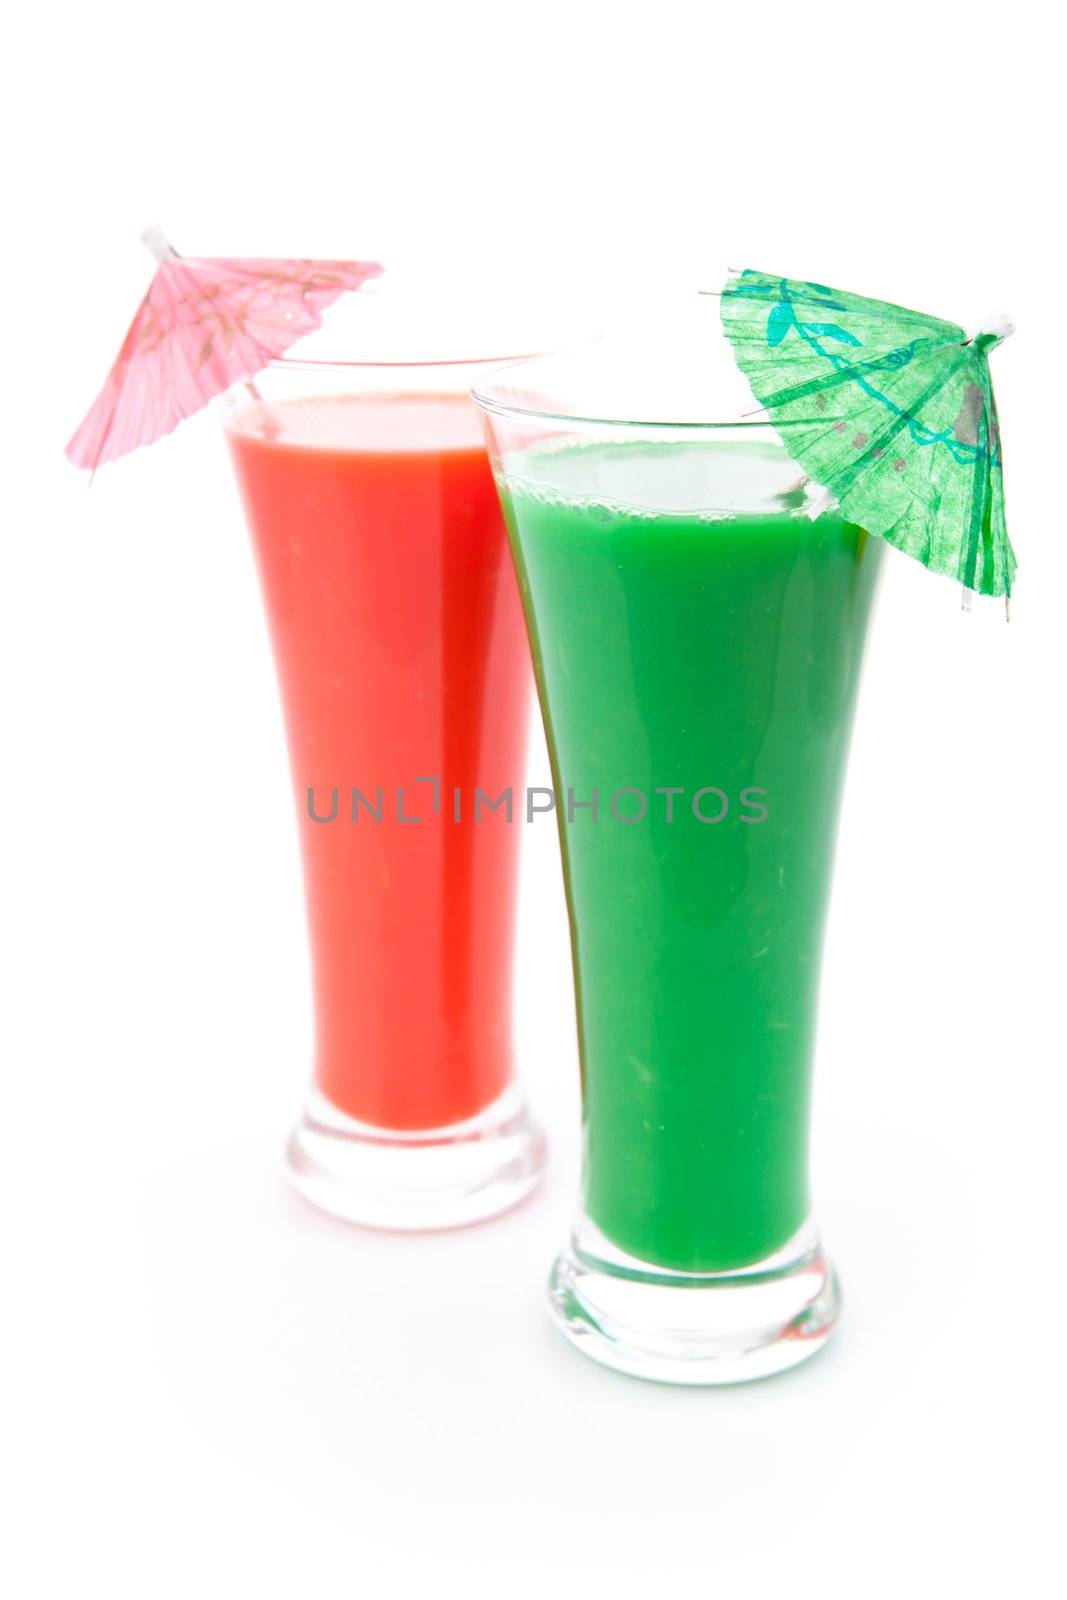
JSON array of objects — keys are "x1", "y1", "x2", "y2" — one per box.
[{"x1": 225, "y1": 379, "x2": 543, "y2": 1224}]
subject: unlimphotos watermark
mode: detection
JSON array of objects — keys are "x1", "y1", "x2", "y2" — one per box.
[{"x1": 306, "y1": 778, "x2": 769, "y2": 826}]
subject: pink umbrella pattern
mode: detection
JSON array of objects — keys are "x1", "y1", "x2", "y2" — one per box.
[{"x1": 66, "y1": 228, "x2": 383, "y2": 473}]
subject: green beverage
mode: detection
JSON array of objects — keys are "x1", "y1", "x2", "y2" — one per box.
[{"x1": 499, "y1": 437, "x2": 881, "y2": 1273}]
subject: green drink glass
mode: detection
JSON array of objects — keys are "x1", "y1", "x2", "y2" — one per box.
[{"x1": 474, "y1": 325, "x2": 882, "y2": 1383}]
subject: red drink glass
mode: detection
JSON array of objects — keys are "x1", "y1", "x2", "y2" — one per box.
[{"x1": 224, "y1": 335, "x2": 545, "y2": 1228}]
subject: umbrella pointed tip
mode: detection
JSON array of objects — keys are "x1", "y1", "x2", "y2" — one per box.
[
  {"x1": 141, "y1": 225, "x2": 177, "y2": 263},
  {"x1": 966, "y1": 311, "x2": 1015, "y2": 347}
]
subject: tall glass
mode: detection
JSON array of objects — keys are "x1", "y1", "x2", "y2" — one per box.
[
  {"x1": 475, "y1": 329, "x2": 881, "y2": 1381},
  {"x1": 224, "y1": 332, "x2": 545, "y2": 1228}
]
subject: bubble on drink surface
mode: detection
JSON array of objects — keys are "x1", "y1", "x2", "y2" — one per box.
[
  {"x1": 502, "y1": 435, "x2": 821, "y2": 520},
  {"x1": 224, "y1": 392, "x2": 484, "y2": 453}
]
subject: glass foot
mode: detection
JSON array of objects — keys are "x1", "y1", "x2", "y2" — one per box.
[
  {"x1": 286, "y1": 1082, "x2": 546, "y2": 1230},
  {"x1": 548, "y1": 1215, "x2": 840, "y2": 1385}
]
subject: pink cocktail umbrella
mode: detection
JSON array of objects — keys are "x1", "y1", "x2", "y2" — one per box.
[{"x1": 66, "y1": 228, "x2": 383, "y2": 472}]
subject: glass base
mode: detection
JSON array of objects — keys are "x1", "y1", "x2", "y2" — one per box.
[
  {"x1": 548, "y1": 1215, "x2": 840, "y2": 1385},
  {"x1": 286, "y1": 1082, "x2": 546, "y2": 1231}
]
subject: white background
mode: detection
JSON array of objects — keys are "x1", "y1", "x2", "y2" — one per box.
[{"x1": 3, "y1": 4, "x2": 1064, "y2": 1595}]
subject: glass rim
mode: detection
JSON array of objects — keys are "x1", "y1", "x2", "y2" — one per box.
[
  {"x1": 471, "y1": 355, "x2": 786, "y2": 433},
  {"x1": 268, "y1": 350, "x2": 544, "y2": 375}
]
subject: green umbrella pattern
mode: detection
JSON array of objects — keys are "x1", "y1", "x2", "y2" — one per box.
[{"x1": 720, "y1": 269, "x2": 1016, "y2": 597}]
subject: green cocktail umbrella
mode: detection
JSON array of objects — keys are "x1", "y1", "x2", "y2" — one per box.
[{"x1": 719, "y1": 269, "x2": 1016, "y2": 598}]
